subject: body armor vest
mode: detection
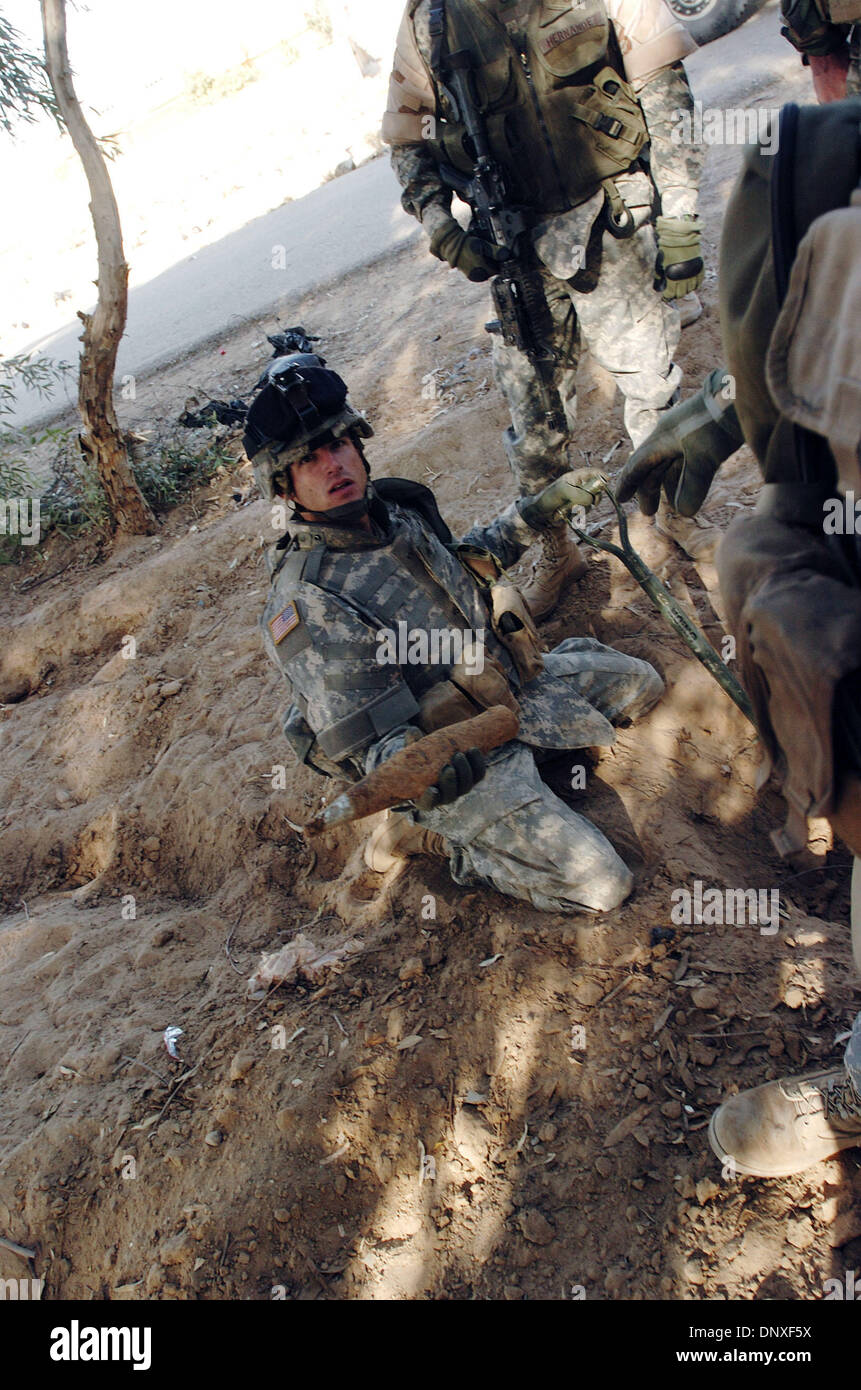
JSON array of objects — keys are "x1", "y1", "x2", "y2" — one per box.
[{"x1": 418, "y1": 0, "x2": 649, "y2": 215}]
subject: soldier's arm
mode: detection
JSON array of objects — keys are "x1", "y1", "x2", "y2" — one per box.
[
  {"x1": 607, "y1": 0, "x2": 702, "y2": 219},
  {"x1": 459, "y1": 500, "x2": 546, "y2": 570},
  {"x1": 261, "y1": 582, "x2": 422, "y2": 781},
  {"x1": 381, "y1": 2, "x2": 454, "y2": 240},
  {"x1": 636, "y1": 63, "x2": 703, "y2": 220}
]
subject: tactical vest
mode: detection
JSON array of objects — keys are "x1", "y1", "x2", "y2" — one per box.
[
  {"x1": 418, "y1": 0, "x2": 649, "y2": 215},
  {"x1": 267, "y1": 486, "x2": 538, "y2": 774}
]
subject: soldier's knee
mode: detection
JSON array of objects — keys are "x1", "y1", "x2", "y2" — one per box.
[{"x1": 641, "y1": 663, "x2": 665, "y2": 710}]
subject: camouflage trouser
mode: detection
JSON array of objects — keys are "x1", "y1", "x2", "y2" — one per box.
[
  {"x1": 413, "y1": 637, "x2": 664, "y2": 913},
  {"x1": 491, "y1": 172, "x2": 683, "y2": 495}
]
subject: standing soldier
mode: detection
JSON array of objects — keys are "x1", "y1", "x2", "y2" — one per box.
[
  {"x1": 381, "y1": 0, "x2": 709, "y2": 620},
  {"x1": 617, "y1": 96, "x2": 861, "y2": 1176}
]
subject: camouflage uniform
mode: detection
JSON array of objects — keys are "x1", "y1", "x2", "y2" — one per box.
[
  {"x1": 261, "y1": 486, "x2": 663, "y2": 912},
  {"x1": 383, "y1": 0, "x2": 704, "y2": 493}
]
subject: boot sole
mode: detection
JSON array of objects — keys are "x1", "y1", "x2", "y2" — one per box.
[{"x1": 708, "y1": 1107, "x2": 861, "y2": 1179}]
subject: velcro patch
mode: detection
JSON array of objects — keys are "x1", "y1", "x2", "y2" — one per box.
[{"x1": 269, "y1": 602, "x2": 301, "y2": 645}]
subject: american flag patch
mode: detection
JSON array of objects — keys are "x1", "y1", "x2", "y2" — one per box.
[{"x1": 269, "y1": 602, "x2": 300, "y2": 645}]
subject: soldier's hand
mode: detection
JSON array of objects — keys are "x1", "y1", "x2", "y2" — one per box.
[
  {"x1": 519, "y1": 468, "x2": 606, "y2": 530},
  {"x1": 429, "y1": 217, "x2": 509, "y2": 283},
  {"x1": 654, "y1": 215, "x2": 704, "y2": 300},
  {"x1": 616, "y1": 372, "x2": 743, "y2": 517},
  {"x1": 416, "y1": 749, "x2": 486, "y2": 811}
]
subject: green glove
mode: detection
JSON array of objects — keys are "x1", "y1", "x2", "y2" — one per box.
[
  {"x1": 780, "y1": 0, "x2": 849, "y2": 55},
  {"x1": 417, "y1": 749, "x2": 487, "y2": 811},
  {"x1": 518, "y1": 468, "x2": 606, "y2": 530},
  {"x1": 429, "y1": 217, "x2": 509, "y2": 283},
  {"x1": 616, "y1": 369, "x2": 744, "y2": 517},
  {"x1": 655, "y1": 215, "x2": 705, "y2": 300}
]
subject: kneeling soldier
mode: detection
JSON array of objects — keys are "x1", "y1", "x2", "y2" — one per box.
[{"x1": 246, "y1": 349, "x2": 663, "y2": 914}]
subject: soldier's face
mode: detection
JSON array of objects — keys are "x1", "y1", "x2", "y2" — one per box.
[{"x1": 287, "y1": 437, "x2": 368, "y2": 514}]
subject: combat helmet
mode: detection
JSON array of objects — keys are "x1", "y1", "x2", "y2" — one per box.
[{"x1": 243, "y1": 352, "x2": 374, "y2": 502}]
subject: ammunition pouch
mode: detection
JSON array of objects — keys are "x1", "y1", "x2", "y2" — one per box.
[
  {"x1": 418, "y1": 654, "x2": 520, "y2": 733},
  {"x1": 424, "y1": 0, "x2": 648, "y2": 215},
  {"x1": 456, "y1": 544, "x2": 545, "y2": 684},
  {"x1": 718, "y1": 490, "x2": 861, "y2": 855}
]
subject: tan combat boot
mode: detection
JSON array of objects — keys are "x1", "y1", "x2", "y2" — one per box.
[
  {"x1": 521, "y1": 523, "x2": 587, "y2": 622},
  {"x1": 708, "y1": 1067, "x2": 861, "y2": 1178},
  {"x1": 653, "y1": 498, "x2": 722, "y2": 564},
  {"x1": 364, "y1": 811, "x2": 450, "y2": 872}
]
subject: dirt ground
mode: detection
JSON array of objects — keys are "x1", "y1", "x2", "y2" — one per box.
[{"x1": 2, "y1": 127, "x2": 860, "y2": 1302}]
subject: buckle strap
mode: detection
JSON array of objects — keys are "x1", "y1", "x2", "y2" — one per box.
[{"x1": 428, "y1": 0, "x2": 446, "y2": 71}]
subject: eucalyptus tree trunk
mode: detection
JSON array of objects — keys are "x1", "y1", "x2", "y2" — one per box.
[{"x1": 41, "y1": 0, "x2": 155, "y2": 534}]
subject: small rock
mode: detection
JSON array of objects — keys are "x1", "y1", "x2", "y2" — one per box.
[
  {"x1": 159, "y1": 680, "x2": 183, "y2": 698},
  {"x1": 661, "y1": 1100, "x2": 682, "y2": 1119},
  {"x1": 275, "y1": 1109, "x2": 293, "y2": 1135},
  {"x1": 633, "y1": 1084, "x2": 651, "y2": 1101},
  {"x1": 691, "y1": 986, "x2": 720, "y2": 1011},
  {"x1": 786, "y1": 1219, "x2": 815, "y2": 1251},
  {"x1": 827, "y1": 1210, "x2": 861, "y2": 1249},
  {"x1": 228, "y1": 1050, "x2": 255, "y2": 1083},
  {"x1": 594, "y1": 1156, "x2": 614, "y2": 1178},
  {"x1": 695, "y1": 1177, "x2": 720, "y2": 1204},
  {"x1": 334, "y1": 1174, "x2": 347, "y2": 1196},
  {"x1": 573, "y1": 979, "x2": 603, "y2": 1006},
  {"x1": 784, "y1": 986, "x2": 805, "y2": 1010},
  {"x1": 604, "y1": 1266, "x2": 627, "y2": 1294},
  {"x1": 453, "y1": 1106, "x2": 493, "y2": 1171},
  {"x1": 150, "y1": 926, "x2": 173, "y2": 948},
  {"x1": 204, "y1": 1129, "x2": 222, "y2": 1147},
  {"x1": 538, "y1": 1122, "x2": 557, "y2": 1143},
  {"x1": 518, "y1": 1208, "x2": 555, "y2": 1246},
  {"x1": 141, "y1": 836, "x2": 161, "y2": 860},
  {"x1": 398, "y1": 956, "x2": 424, "y2": 983},
  {"x1": 159, "y1": 1231, "x2": 192, "y2": 1267},
  {"x1": 273, "y1": 1209, "x2": 291, "y2": 1224},
  {"x1": 386, "y1": 1008, "x2": 405, "y2": 1045},
  {"x1": 684, "y1": 1258, "x2": 705, "y2": 1286}
]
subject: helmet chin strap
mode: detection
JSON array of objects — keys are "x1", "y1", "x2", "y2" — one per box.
[{"x1": 300, "y1": 494, "x2": 370, "y2": 525}]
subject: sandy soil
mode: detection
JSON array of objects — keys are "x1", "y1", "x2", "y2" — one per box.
[{"x1": 2, "y1": 119, "x2": 860, "y2": 1301}]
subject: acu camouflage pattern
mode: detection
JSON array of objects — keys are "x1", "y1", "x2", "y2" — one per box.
[
  {"x1": 261, "y1": 489, "x2": 663, "y2": 912},
  {"x1": 387, "y1": 1, "x2": 702, "y2": 493},
  {"x1": 493, "y1": 166, "x2": 684, "y2": 492}
]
